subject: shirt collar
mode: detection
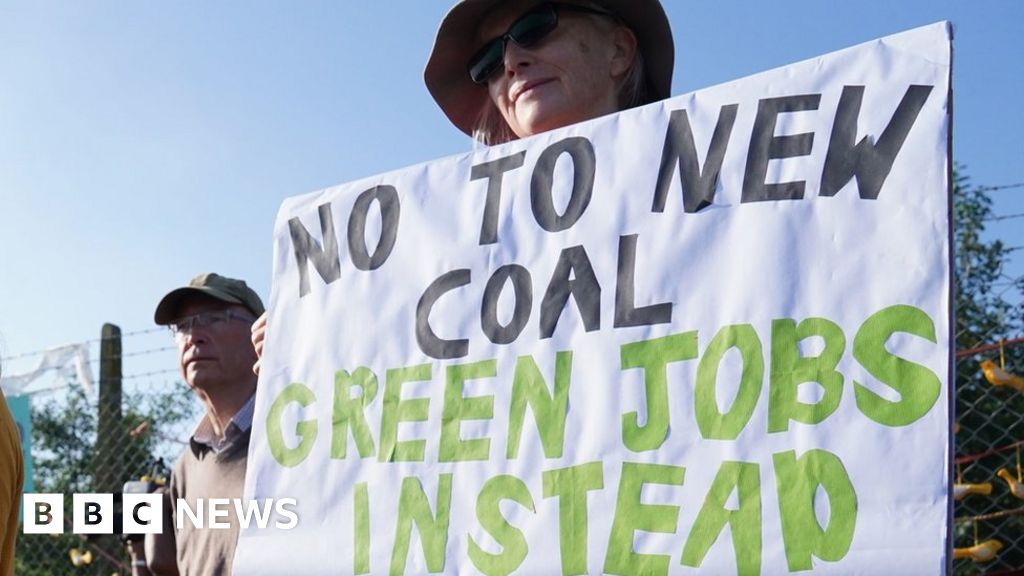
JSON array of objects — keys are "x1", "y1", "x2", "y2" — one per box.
[{"x1": 190, "y1": 393, "x2": 256, "y2": 455}]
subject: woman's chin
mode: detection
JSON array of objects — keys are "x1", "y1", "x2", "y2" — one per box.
[{"x1": 514, "y1": 110, "x2": 577, "y2": 138}]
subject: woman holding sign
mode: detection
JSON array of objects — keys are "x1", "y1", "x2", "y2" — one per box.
[
  {"x1": 424, "y1": 0, "x2": 674, "y2": 145},
  {"x1": 250, "y1": 0, "x2": 674, "y2": 366}
]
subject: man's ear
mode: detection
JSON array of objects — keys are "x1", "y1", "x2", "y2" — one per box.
[{"x1": 609, "y1": 25, "x2": 638, "y2": 78}]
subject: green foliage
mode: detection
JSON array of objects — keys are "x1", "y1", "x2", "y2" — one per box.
[
  {"x1": 16, "y1": 382, "x2": 197, "y2": 576},
  {"x1": 953, "y1": 166, "x2": 1024, "y2": 574},
  {"x1": 29, "y1": 384, "x2": 196, "y2": 493},
  {"x1": 12, "y1": 166, "x2": 1023, "y2": 573},
  {"x1": 954, "y1": 169, "x2": 1017, "y2": 348}
]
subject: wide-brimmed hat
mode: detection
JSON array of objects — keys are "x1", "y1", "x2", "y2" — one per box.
[
  {"x1": 154, "y1": 272, "x2": 265, "y2": 325},
  {"x1": 424, "y1": 0, "x2": 674, "y2": 138}
]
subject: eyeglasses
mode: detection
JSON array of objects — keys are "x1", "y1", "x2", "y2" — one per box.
[
  {"x1": 169, "y1": 309, "x2": 256, "y2": 337},
  {"x1": 468, "y1": 2, "x2": 617, "y2": 84}
]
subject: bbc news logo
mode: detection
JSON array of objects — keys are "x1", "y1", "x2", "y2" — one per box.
[{"x1": 23, "y1": 494, "x2": 298, "y2": 534}]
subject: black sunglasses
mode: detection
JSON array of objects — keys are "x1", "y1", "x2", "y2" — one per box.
[{"x1": 468, "y1": 2, "x2": 617, "y2": 84}]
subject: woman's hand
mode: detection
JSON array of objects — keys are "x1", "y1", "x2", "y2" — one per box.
[{"x1": 251, "y1": 312, "x2": 268, "y2": 375}]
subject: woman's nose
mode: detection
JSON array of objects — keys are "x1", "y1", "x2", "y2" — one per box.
[{"x1": 502, "y1": 40, "x2": 534, "y2": 76}]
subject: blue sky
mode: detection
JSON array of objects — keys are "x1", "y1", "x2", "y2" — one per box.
[{"x1": 1, "y1": 1, "x2": 1022, "y2": 392}]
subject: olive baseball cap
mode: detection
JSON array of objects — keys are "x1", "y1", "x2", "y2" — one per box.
[{"x1": 153, "y1": 272, "x2": 265, "y2": 325}]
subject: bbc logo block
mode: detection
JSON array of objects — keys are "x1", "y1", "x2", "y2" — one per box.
[
  {"x1": 123, "y1": 493, "x2": 164, "y2": 534},
  {"x1": 23, "y1": 494, "x2": 64, "y2": 534},
  {"x1": 23, "y1": 493, "x2": 163, "y2": 535},
  {"x1": 73, "y1": 493, "x2": 113, "y2": 534}
]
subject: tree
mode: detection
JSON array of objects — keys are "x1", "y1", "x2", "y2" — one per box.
[
  {"x1": 952, "y1": 166, "x2": 1024, "y2": 574},
  {"x1": 15, "y1": 381, "x2": 196, "y2": 576}
]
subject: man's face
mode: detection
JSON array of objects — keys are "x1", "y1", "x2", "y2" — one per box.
[{"x1": 172, "y1": 297, "x2": 258, "y2": 392}]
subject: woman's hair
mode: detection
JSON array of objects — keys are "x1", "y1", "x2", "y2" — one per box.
[
  {"x1": 472, "y1": 101, "x2": 518, "y2": 147},
  {"x1": 470, "y1": 14, "x2": 651, "y2": 146},
  {"x1": 617, "y1": 49, "x2": 649, "y2": 110}
]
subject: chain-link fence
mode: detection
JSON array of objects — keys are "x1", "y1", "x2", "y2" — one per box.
[
  {"x1": 8, "y1": 326, "x2": 197, "y2": 576},
  {"x1": 6, "y1": 182, "x2": 1024, "y2": 574},
  {"x1": 951, "y1": 176, "x2": 1024, "y2": 575},
  {"x1": 954, "y1": 339, "x2": 1024, "y2": 574}
]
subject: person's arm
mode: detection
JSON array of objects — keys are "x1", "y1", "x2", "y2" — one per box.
[
  {"x1": 127, "y1": 539, "x2": 152, "y2": 576},
  {"x1": 143, "y1": 490, "x2": 179, "y2": 576}
]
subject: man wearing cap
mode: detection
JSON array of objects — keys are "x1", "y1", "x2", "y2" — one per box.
[{"x1": 144, "y1": 273, "x2": 264, "y2": 576}]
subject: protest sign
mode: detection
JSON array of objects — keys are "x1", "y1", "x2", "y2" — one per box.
[{"x1": 235, "y1": 21, "x2": 952, "y2": 575}]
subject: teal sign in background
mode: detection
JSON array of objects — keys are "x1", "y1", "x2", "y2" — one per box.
[{"x1": 7, "y1": 395, "x2": 34, "y2": 497}]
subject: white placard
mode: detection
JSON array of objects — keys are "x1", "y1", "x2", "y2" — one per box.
[{"x1": 236, "y1": 22, "x2": 951, "y2": 576}]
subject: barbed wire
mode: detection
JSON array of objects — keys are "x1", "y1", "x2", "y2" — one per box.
[
  {"x1": 994, "y1": 271, "x2": 1024, "y2": 303},
  {"x1": 123, "y1": 368, "x2": 180, "y2": 380},
  {"x1": 977, "y1": 183, "x2": 1024, "y2": 193},
  {"x1": 0, "y1": 347, "x2": 178, "y2": 382},
  {"x1": 954, "y1": 266, "x2": 1024, "y2": 342},
  {"x1": 986, "y1": 213, "x2": 1024, "y2": 223},
  {"x1": 118, "y1": 345, "x2": 176, "y2": 359},
  {"x1": 15, "y1": 368, "x2": 183, "y2": 396},
  {"x1": 0, "y1": 325, "x2": 168, "y2": 362}
]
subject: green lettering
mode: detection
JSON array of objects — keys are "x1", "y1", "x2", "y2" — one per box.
[
  {"x1": 620, "y1": 332, "x2": 698, "y2": 451},
  {"x1": 355, "y1": 482, "x2": 370, "y2": 574},
  {"x1": 853, "y1": 305, "x2": 941, "y2": 426},
  {"x1": 695, "y1": 324, "x2": 763, "y2": 440},
  {"x1": 468, "y1": 475, "x2": 535, "y2": 576},
  {"x1": 440, "y1": 359, "x2": 496, "y2": 462},
  {"x1": 604, "y1": 462, "x2": 685, "y2": 576},
  {"x1": 768, "y1": 318, "x2": 845, "y2": 432},
  {"x1": 507, "y1": 352, "x2": 572, "y2": 460},
  {"x1": 267, "y1": 382, "x2": 318, "y2": 468},
  {"x1": 390, "y1": 474, "x2": 453, "y2": 576},
  {"x1": 332, "y1": 367, "x2": 379, "y2": 459},
  {"x1": 681, "y1": 461, "x2": 761, "y2": 576},
  {"x1": 774, "y1": 449, "x2": 857, "y2": 571},
  {"x1": 542, "y1": 462, "x2": 605, "y2": 575},
  {"x1": 379, "y1": 364, "x2": 431, "y2": 462}
]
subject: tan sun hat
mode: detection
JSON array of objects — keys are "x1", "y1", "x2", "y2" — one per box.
[
  {"x1": 154, "y1": 272, "x2": 265, "y2": 325},
  {"x1": 424, "y1": 0, "x2": 674, "y2": 138}
]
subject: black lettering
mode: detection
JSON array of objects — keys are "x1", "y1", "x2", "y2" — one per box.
[
  {"x1": 85, "y1": 502, "x2": 102, "y2": 525},
  {"x1": 471, "y1": 152, "x2": 527, "y2": 245},
  {"x1": 416, "y1": 269, "x2": 471, "y2": 359},
  {"x1": 540, "y1": 246, "x2": 601, "y2": 338},
  {"x1": 531, "y1": 137, "x2": 596, "y2": 232},
  {"x1": 481, "y1": 264, "x2": 533, "y2": 345},
  {"x1": 347, "y1": 185, "x2": 400, "y2": 270},
  {"x1": 820, "y1": 85, "x2": 934, "y2": 199},
  {"x1": 614, "y1": 235, "x2": 672, "y2": 328},
  {"x1": 289, "y1": 203, "x2": 341, "y2": 298},
  {"x1": 652, "y1": 105, "x2": 739, "y2": 213},
  {"x1": 133, "y1": 502, "x2": 150, "y2": 526},
  {"x1": 742, "y1": 94, "x2": 821, "y2": 202},
  {"x1": 35, "y1": 502, "x2": 52, "y2": 525}
]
